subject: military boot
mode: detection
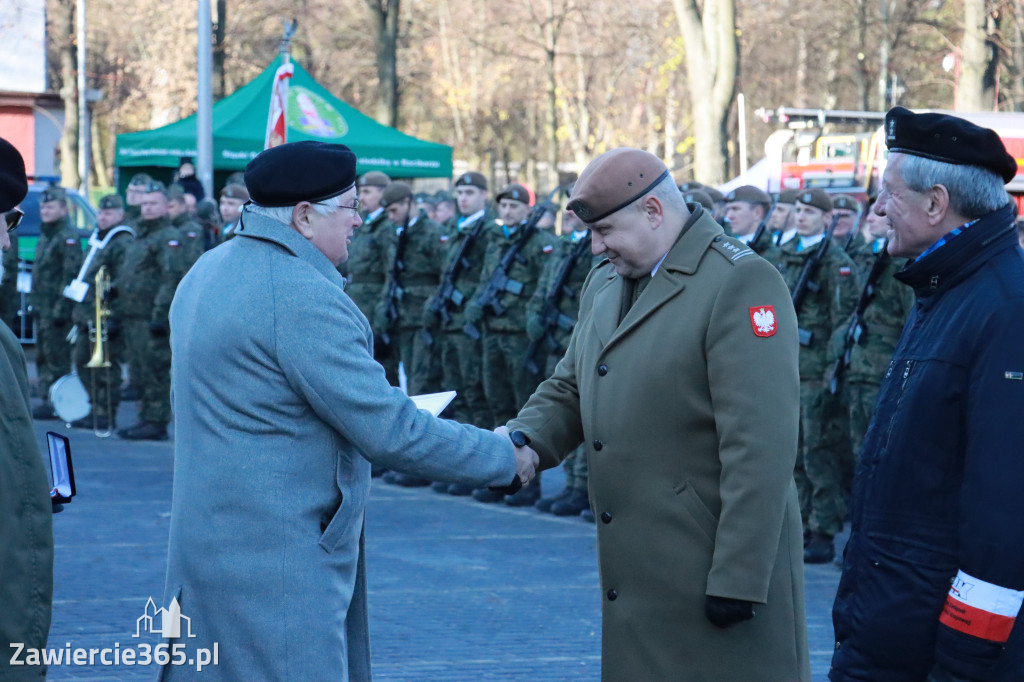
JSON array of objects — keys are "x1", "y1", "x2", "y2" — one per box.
[
  {"x1": 471, "y1": 487, "x2": 504, "y2": 503},
  {"x1": 535, "y1": 486, "x2": 574, "y2": 513},
  {"x1": 551, "y1": 488, "x2": 590, "y2": 517},
  {"x1": 390, "y1": 473, "x2": 431, "y2": 487},
  {"x1": 504, "y1": 480, "x2": 541, "y2": 507},
  {"x1": 446, "y1": 483, "x2": 475, "y2": 496},
  {"x1": 804, "y1": 532, "x2": 835, "y2": 564},
  {"x1": 431, "y1": 481, "x2": 451, "y2": 494},
  {"x1": 32, "y1": 402, "x2": 58, "y2": 420},
  {"x1": 117, "y1": 421, "x2": 168, "y2": 441},
  {"x1": 580, "y1": 508, "x2": 595, "y2": 523}
]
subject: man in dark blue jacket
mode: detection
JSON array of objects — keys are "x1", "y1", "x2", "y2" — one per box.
[{"x1": 831, "y1": 107, "x2": 1024, "y2": 681}]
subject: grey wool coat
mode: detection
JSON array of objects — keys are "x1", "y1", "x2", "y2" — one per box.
[
  {"x1": 510, "y1": 207, "x2": 811, "y2": 681},
  {"x1": 161, "y1": 212, "x2": 516, "y2": 681}
]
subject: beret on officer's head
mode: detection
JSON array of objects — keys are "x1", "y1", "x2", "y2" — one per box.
[
  {"x1": 380, "y1": 181, "x2": 413, "y2": 207},
  {"x1": 831, "y1": 194, "x2": 860, "y2": 212},
  {"x1": 98, "y1": 193, "x2": 124, "y2": 210},
  {"x1": 41, "y1": 186, "x2": 68, "y2": 204},
  {"x1": 777, "y1": 188, "x2": 800, "y2": 205},
  {"x1": 220, "y1": 183, "x2": 249, "y2": 201},
  {"x1": 567, "y1": 148, "x2": 672, "y2": 223},
  {"x1": 885, "y1": 106, "x2": 1017, "y2": 184},
  {"x1": 358, "y1": 171, "x2": 390, "y2": 189},
  {"x1": 795, "y1": 188, "x2": 833, "y2": 213},
  {"x1": 496, "y1": 182, "x2": 532, "y2": 205},
  {"x1": 725, "y1": 185, "x2": 771, "y2": 207},
  {"x1": 244, "y1": 141, "x2": 356, "y2": 207},
  {"x1": 0, "y1": 137, "x2": 28, "y2": 213},
  {"x1": 683, "y1": 189, "x2": 714, "y2": 211},
  {"x1": 454, "y1": 171, "x2": 487, "y2": 191},
  {"x1": 704, "y1": 187, "x2": 725, "y2": 204}
]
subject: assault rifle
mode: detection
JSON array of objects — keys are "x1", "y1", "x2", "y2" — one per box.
[
  {"x1": 523, "y1": 233, "x2": 592, "y2": 375},
  {"x1": 421, "y1": 214, "x2": 489, "y2": 346},
  {"x1": 828, "y1": 239, "x2": 892, "y2": 395},
  {"x1": 791, "y1": 213, "x2": 840, "y2": 346},
  {"x1": 381, "y1": 224, "x2": 409, "y2": 345},
  {"x1": 463, "y1": 189, "x2": 561, "y2": 340}
]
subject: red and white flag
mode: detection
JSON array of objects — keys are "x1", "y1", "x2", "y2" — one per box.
[{"x1": 264, "y1": 62, "x2": 294, "y2": 149}]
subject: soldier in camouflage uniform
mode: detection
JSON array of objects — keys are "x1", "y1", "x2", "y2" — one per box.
[
  {"x1": 425, "y1": 171, "x2": 498, "y2": 495},
  {"x1": 123, "y1": 173, "x2": 153, "y2": 227},
  {"x1": 69, "y1": 194, "x2": 135, "y2": 431},
  {"x1": 724, "y1": 185, "x2": 783, "y2": 261},
  {"x1": 463, "y1": 183, "x2": 557, "y2": 505},
  {"x1": 776, "y1": 188, "x2": 860, "y2": 563},
  {"x1": 528, "y1": 206, "x2": 600, "y2": 517},
  {"x1": 0, "y1": 217, "x2": 19, "y2": 332},
  {"x1": 29, "y1": 186, "x2": 85, "y2": 419},
  {"x1": 433, "y1": 191, "x2": 457, "y2": 232},
  {"x1": 218, "y1": 183, "x2": 248, "y2": 242},
  {"x1": 343, "y1": 171, "x2": 399, "y2": 386},
  {"x1": 115, "y1": 182, "x2": 190, "y2": 440},
  {"x1": 771, "y1": 188, "x2": 800, "y2": 247},
  {"x1": 167, "y1": 183, "x2": 205, "y2": 267}
]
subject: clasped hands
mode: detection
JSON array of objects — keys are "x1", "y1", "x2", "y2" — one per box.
[{"x1": 493, "y1": 426, "x2": 539, "y2": 487}]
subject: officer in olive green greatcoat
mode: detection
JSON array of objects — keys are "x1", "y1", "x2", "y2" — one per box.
[
  {"x1": 29, "y1": 186, "x2": 85, "y2": 419},
  {"x1": 115, "y1": 182, "x2": 190, "y2": 441},
  {"x1": 776, "y1": 188, "x2": 861, "y2": 564},
  {"x1": 343, "y1": 171, "x2": 400, "y2": 385},
  {"x1": 464, "y1": 182, "x2": 557, "y2": 506},
  {"x1": 70, "y1": 194, "x2": 135, "y2": 431}
]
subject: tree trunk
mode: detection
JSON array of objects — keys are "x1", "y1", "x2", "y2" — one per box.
[
  {"x1": 366, "y1": 0, "x2": 400, "y2": 128},
  {"x1": 672, "y1": 0, "x2": 737, "y2": 185},
  {"x1": 91, "y1": 114, "x2": 110, "y2": 189},
  {"x1": 542, "y1": 0, "x2": 559, "y2": 194},
  {"x1": 213, "y1": 0, "x2": 227, "y2": 100},
  {"x1": 56, "y1": 0, "x2": 80, "y2": 188},
  {"x1": 1012, "y1": 0, "x2": 1024, "y2": 112},
  {"x1": 959, "y1": 0, "x2": 988, "y2": 110}
]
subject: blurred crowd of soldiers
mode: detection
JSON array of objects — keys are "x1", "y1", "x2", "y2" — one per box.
[{"x1": 9, "y1": 157, "x2": 1023, "y2": 543}]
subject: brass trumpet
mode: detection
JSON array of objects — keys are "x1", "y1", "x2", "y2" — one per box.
[{"x1": 86, "y1": 266, "x2": 113, "y2": 437}]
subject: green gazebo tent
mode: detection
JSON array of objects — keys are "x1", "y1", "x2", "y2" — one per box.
[{"x1": 114, "y1": 56, "x2": 452, "y2": 190}]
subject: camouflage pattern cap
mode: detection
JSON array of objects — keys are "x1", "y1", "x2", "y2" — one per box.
[{"x1": 567, "y1": 148, "x2": 671, "y2": 223}]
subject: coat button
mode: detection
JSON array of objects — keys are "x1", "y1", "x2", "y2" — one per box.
[
  {"x1": 597, "y1": 364, "x2": 608, "y2": 376},
  {"x1": 601, "y1": 511, "x2": 613, "y2": 524},
  {"x1": 593, "y1": 439, "x2": 603, "y2": 451},
  {"x1": 607, "y1": 589, "x2": 618, "y2": 601}
]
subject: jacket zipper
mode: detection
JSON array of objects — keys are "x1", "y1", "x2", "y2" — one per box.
[{"x1": 883, "y1": 359, "x2": 914, "y2": 451}]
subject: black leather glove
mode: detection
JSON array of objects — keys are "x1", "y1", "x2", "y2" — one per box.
[
  {"x1": 705, "y1": 595, "x2": 755, "y2": 629},
  {"x1": 149, "y1": 321, "x2": 170, "y2": 338},
  {"x1": 107, "y1": 318, "x2": 122, "y2": 340},
  {"x1": 104, "y1": 286, "x2": 119, "y2": 302}
]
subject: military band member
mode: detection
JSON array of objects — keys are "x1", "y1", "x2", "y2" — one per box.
[
  {"x1": 29, "y1": 186, "x2": 85, "y2": 419},
  {"x1": 777, "y1": 188, "x2": 860, "y2": 563}
]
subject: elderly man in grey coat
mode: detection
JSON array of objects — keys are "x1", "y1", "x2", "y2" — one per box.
[{"x1": 160, "y1": 142, "x2": 536, "y2": 681}]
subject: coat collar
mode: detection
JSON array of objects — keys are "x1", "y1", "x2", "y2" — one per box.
[
  {"x1": 591, "y1": 206, "x2": 722, "y2": 350},
  {"x1": 234, "y1": 211, "x2": 348, "y2": 288}
]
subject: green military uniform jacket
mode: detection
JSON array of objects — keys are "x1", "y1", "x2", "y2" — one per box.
[
  {"x1": 171, "y1": 213, "x2": 206, "y2": 269},
  {"x1": 778, "y1": 236, "x2": 861, "y2": 381},
  {"x1": 30, "y1": 217, "x2": 84, "y2": 324},
  {"x1": 472, "y1": 221, "x2": 558, "y2": 333},
  {"x1": 510, "y1": 207, "x2": 810, "y2": 681},
  {"x1": 344, "y1": 208, "x2": 391, "y2": 330},
  {"x1": 376, "y1": 213, "x2": 443, "y2": 332},
  {"x1": 0, "y1": 323, "x2": 54, "y2": 679},
  {"x1": 113, "y1": 217, "x2": 189, "y2": 326},
  {"x1": 526, "y1": 231, "x2": 599, "y2": 355},
  {"x1": 429, "y1": 212, "x2": 499, "y2": 331}
]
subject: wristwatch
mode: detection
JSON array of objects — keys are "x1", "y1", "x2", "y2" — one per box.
[{"x1": 509, "y1": 430, "x2": 530, "y2": 448}]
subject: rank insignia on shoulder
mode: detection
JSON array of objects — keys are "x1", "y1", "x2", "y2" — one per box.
[
  {"x1": 839, "y1": 266, "x2": 852, "y2": 276},
  {"x1": 542, "y1": 245, "x2": 554, "y2": 254},
  {"x1": 167, "y1": 240, "x2": 180, "y2": 247},
  {"x1": 65, "y1": 238, "x2": 77, "y2": 245},
  {"x1": 749, "y1": 305, "x2": 777, "y2": 337}
]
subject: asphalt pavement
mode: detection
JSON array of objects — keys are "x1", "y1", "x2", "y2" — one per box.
[{"x1": 29, "y1": 389, "x2": 845, "y2": 681}]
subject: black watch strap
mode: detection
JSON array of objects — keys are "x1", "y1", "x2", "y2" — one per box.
[{"x1": 509, "y1": 430, "x2": 530, "y2": 448}]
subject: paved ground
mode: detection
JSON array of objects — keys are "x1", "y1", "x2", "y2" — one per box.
[{"x1": 29, "y1": 388, "x2": 845, "y2": 680}]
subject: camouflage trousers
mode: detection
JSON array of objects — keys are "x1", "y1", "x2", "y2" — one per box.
[
  {"x1": 72, "y1": 324, "x2": 122, "y2": 421},
  {"x1": 561, "y1": 444, "x2": 589, "y2": 491},
  {"x1": 390, "y1": 327, "x2": 441, "y2": 396},
  {"x1": 794, "y1": 380, "x2": 846, "y2": 536},
  {"x1": 481, "y1": 331, "x2": 544, "y2": 424},
  {"x1": 846, "y1": 381, "x2": 882, "y2": 468},
  {"x1": 440, "y1": 330, "x2": 493, "y2": 428},
  {"x1": 375, "y1": 336, "x2": 401, "y2": 387},
  {"x1": 123, "y1": 318, "x2": 171, "y2": 424},
  {"x1": 36, "y1": 315, "x2": 72, "y2": 399}
]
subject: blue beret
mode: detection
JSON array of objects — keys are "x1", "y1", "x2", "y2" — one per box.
[
  {"x1": 0, "y1": 138, "x2": 28, "y2": 213},
  {"x1": 245, "y1": 141, "x2": 357, "y2": 207},
  {"x1": 885, "y1": 107, "x2": 1017, "y2": 184}
]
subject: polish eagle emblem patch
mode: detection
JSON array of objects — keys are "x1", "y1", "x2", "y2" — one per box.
[{"x1": 750, "y1": 306, "x2": 777, "y2": 337}]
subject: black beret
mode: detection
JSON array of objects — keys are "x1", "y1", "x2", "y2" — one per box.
[
  {"x1": 244, "y1": 141, "x2": 357, "y2": 207},
  {"x1": 98, "y1": 193, "x2": 124, "y2": 210},
  {"x1": 41, "y1": 186, "x2": 68, "y2": 204},
  {"x1": 725, "y1": 185, "x2": 771, "y2": 207},
  {"x1": 0, "y1": 138, "x2": 28, "y2": 212},
  {"x1": 454, "y1": 171, "x2": 487, "y2": 191},
  {"x1": 885, "y1": 107, "x2": 1017, "y2": 184}
]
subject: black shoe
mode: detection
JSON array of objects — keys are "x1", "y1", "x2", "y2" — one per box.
[
  {"x1": 804, "y1": 532, "x2": 835, "y2": 564},
  {"x1": 504, "y1": 481, "x2": 541, "y2": 507},
  {"x1": 535, "y1": 486, "x2": 574, "y2": 513},
  {"x1": 382, "y1": 471, "x2": 400, "y2": 484},
  {"x1": 32, "y1": 403, "x2": 58, "y2": 420},
  {"x1": 121, "y1": 385, "x2": 140, "y2": 401},
  {"x1": 471, "y1": 487, "x2": 505, "y2": 503},
  {"x1": 580, "y1": 508, "x2": 595, "y2": 523},
  {"x1": 551, "y1": 489, "x2": 590, "y2": 516},
  {"x1": 117, "y1": 421, "x2": 168, "y2": 441},
  {"x1": 371, "y1": 466, "x2": 388, "y2": 478},
  {"x1": 391, "y1": 473, "x2": 431, "y2": 488},
  {"x1": 431, "y1": 481, "x2": 450, "y2": 493},
  {"x1": 447, "y1": 483, "x2": 475, "y2": 496}
]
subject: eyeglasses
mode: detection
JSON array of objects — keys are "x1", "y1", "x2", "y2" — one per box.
[
  {"x1": 4, "y1": 208, "x2": 24, "y2": 232},
  {"x1": 313, "y1": 198, "x2": 360, "y2": 213}
]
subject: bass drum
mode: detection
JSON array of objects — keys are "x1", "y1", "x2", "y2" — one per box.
[{"x1": 49, "y1": 372, "x2": 91, "y2": 424}]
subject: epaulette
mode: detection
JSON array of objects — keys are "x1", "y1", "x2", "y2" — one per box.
[{"x1": 708, "y1": 235, "x2": 756, "y2": 264}]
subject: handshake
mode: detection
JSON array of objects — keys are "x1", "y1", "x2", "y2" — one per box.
[{"x1": 490, "y1": 426, "x2": 539, "y2": 494}]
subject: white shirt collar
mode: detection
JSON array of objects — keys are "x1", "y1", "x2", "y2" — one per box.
[
  {"x1": 735, "y1": 232, "x2": 754, "y2": 244},
  {"x1": 799, "y1": 233, "x2": 826, "y2": 250},
  {"x1": 778, "y1": 227, "x2": 798, "y2": 245}
]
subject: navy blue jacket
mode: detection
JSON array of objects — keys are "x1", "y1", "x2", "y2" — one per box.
[{"x1": 831, "y1": 203, "x2": 1024, "y2": 682}]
